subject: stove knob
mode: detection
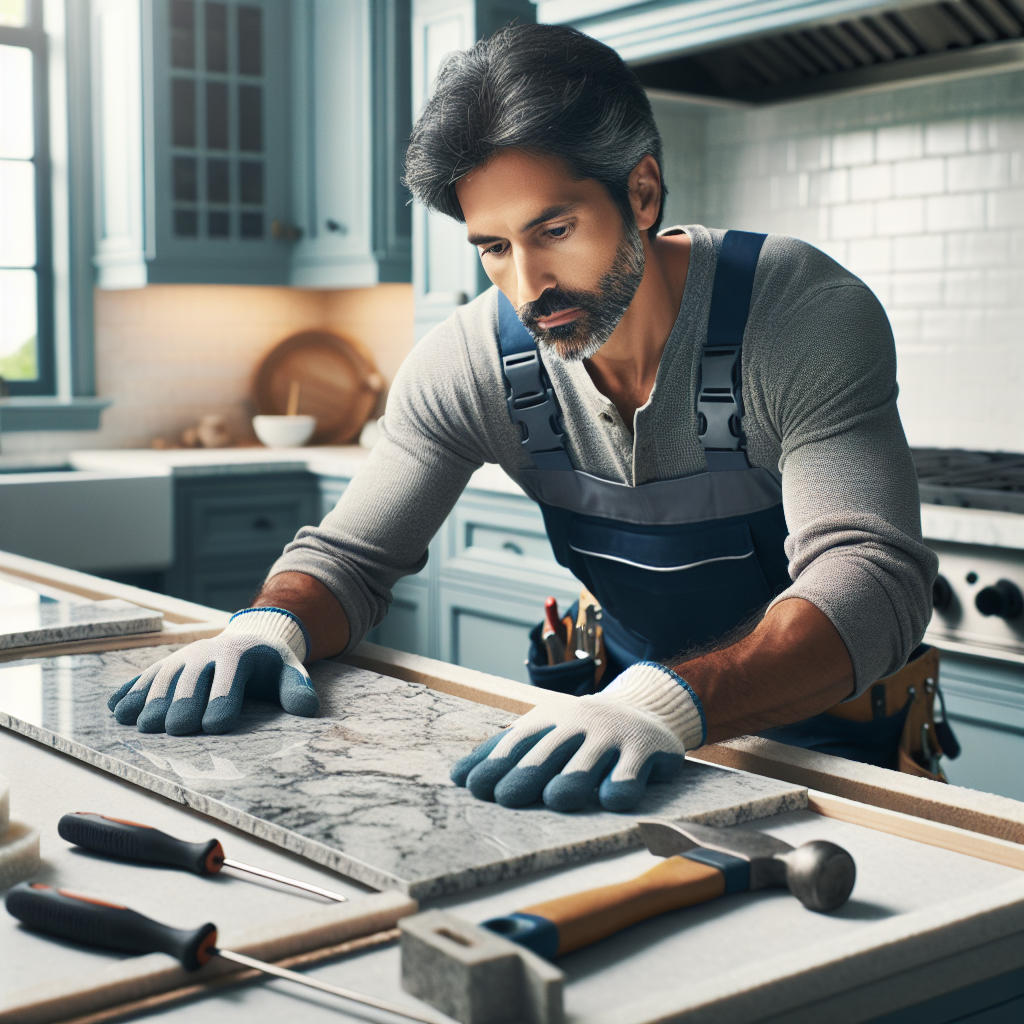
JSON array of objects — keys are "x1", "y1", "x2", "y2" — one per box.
[
  {"x1": 932, "y1": 575, "x2": 953, "y2": 612},
  {"x1": 975, "y1": 579, "x2": 1024, "y2": 620}
]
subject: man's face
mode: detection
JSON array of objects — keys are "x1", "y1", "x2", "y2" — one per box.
[{"x1": 456, "y1": 149, "x2": 644, "y2": 361}]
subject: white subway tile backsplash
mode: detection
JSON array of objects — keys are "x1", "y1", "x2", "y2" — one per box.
[
  {"x1": 830, "y1": 201, "x2": 875, "y2": 239},
  {"x1": 946, "y1": 229, "x2": 1011, "y2": 268},
  {"x1": 894, "y1": 235, "x2": 945, "y2": 271},
  {"x1": 947, "y1": 153, "x2": 1012, "y2": 192},
  {"x1": 925, "y1": 121, "x2": 968, "y2": 156},
  {"x1": 893, "y1": 158, "x2": 945, "y2": 197},
  {"x1": 808, "y1": 168, "x2": 849, "y2": 205},
  {"x1": 988, "y1": 188, "x2": 1024, "y2": 227},
  {"x1": 850, "y1": 163, "x2": 893, "y2": 201},
  {"x1": 875, "y1": 198, "x2": 926, "y2": 236},
  {"x1": 832, "y1": 130, "x2": 875, "y2": 167},
  {"x1": 876, "y1": 125, "x2": 923, "y2": 162},
  {"x1": 892, "y1": 271, "x2": 944, "y2": 308},
  {"x1": 847, "y1": 238, "x2": 893, "y2": 274},
  {"x1": 926, "y1": 193, "x2": 987, "y2": 232},
  {"x1": 654, "y1": 74, "x2": 1023, "y2": 451}
]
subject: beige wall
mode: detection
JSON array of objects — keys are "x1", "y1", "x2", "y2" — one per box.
[{"x1": 5, "y1": 283, "x2": 414, "y2": 453}]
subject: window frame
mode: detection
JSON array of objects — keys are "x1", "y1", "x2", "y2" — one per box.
[{"x1": 0, "y1": 0, "x2": 55, "y2": 396}]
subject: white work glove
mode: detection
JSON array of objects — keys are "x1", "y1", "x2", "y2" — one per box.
[
  {"x1": 107, "y1": 608, "x2": 319, "y2": 735},
  {"x1": 451, "y1": 662, "x2": 705, "y2": 812}
]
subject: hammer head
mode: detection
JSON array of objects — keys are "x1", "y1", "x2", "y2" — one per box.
[
  {"x1": 400, "y1": 910, "x2": 564, "y2": 1024},
  {"x1": 637, "y1": 819, "x2": 856, "y2": 913}
]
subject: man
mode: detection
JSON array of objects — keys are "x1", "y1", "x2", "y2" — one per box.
[{"x1": 108, "y1": 24, "x2": 936, "y2": 812}]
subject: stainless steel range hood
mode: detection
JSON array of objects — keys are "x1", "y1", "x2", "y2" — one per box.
[{"x1": 544, "y1": 0, "x2": 1024, "y2": 104}]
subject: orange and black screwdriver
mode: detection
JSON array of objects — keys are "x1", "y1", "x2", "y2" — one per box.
[
  {"x1": 58, "y1": 813, "x2": 348, "y2": 903},
  {"x1": 5, "y1": 883, "x2": 438, "y2": 1023}
]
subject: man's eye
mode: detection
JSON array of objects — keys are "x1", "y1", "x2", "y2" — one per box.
[
  {"x1": 482, "y1": 242, "x2": 507, "y2": 256},
  {"x1": 548, "y1": 226, "x2": 568, "y2": 238}
]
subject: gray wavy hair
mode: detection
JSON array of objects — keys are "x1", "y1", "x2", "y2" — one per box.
[{"x1": 404, "y1": 23, "x2": 666, "y2": 237}]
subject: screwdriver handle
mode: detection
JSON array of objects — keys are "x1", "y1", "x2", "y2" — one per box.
[
  {"x1": 5, "y1": 883, "x2": 217, "y2": 970},
  {"x1": 58, "y1": 813, "x2": 224, "y2": 876}
]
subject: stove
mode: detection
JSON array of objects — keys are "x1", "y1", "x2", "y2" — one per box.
[{"x1": 913, "y1": 449, "x2": 1024, "y2": 665}]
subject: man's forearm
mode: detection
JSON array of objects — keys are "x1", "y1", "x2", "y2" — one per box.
[
  {"x1": 674, "y1": 598, "x2": 854, "y2": 745},
  {"x1": 253, "y1": 572, "x2": 351, "y2": 662}
]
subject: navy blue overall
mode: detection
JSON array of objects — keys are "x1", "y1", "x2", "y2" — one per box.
[{"x1": 496, "y1": 230, "x2": 909, "y2": 769}]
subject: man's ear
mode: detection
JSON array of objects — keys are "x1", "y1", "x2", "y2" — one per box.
[{"x1": 628, "y1": 155, "x2": 662, "y2": 232}]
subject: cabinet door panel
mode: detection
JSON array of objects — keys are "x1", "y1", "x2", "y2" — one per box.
[
  {"x1": 189, "y1": 565, "x2": 270, "y2": 611},
  {"x1": 439, "y1": 584, "x2": 548, "y2": 685},
  {"x1": 368, "y1": 580, "x2": 430, "y2": 656},
  {"x1": 187, "y1": 493, "x2": 315, "y2": 559}
]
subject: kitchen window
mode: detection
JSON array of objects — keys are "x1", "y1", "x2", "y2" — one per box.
[{"x1": 0, "y1": 0, "x2": 54, "y2": 396}]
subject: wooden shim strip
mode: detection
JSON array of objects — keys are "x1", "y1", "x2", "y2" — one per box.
[
  {"x1": 0, "y1": 627, "x2": 224, "y2": 665},
  {"x1": 807, "y1": 791, "x2": 1024, "y2": 871},
  {"x1": 342, "y1": 641, "x2": 570, "y2": 716},
  {"x1": 691, "y1": 737, "x2": 1024, "y2": 844},
  {"x1": 57, "y1": 928, "x2": 401, "y2": 1024}
]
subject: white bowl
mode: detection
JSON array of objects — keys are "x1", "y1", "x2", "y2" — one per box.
[{"x1": 252, "y1": 415, "x2": 317, "y2": 448}]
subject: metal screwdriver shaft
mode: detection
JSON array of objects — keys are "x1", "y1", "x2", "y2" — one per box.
[
  {"x1": 218, "y1": 858, "x2": 348, "y2": 903},
  {"x1": 6, "y1": 884, "x2": 437, "y2": 1024},
  {"x1": 58, "y1": 813, "x2": 348, "y2": 902}
]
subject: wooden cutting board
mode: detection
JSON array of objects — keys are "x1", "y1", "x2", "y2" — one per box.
[{"x1": 252, "y1": 331, "x2": 384, "y2": 445}]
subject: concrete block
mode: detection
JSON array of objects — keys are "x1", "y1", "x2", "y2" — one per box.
[
  {"x1": 808, "y1": 168, "x2": 848, "y2": 206},
  {"x1": 892, "y1": 271, "x2": 944, "y2": 308},
  {"x1": 893, "y1": 158, "x2": 945, "y2": 197},
  {"x1": 400, "y1": 911, "x2": 564, "y2": 1024},
  {"x1": 946, "y1": 229, "x2": 1010, "y2": 268}
]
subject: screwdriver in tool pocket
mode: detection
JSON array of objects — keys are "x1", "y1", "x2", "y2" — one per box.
[
  {"x1": 58, "y1": 813, "x2": 348, "y2": 903},
  {"x1": 5, "y1": 883, "x2": 439, "y2": 1024}
]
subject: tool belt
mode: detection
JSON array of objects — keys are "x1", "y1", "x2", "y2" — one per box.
[{"x1": 822, "y1": 645, "x2": 961, "y2": 781}]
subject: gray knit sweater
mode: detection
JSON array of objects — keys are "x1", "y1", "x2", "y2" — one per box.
[{"x1": 270, "y1": 225, "x2": 937, "y2": 695}]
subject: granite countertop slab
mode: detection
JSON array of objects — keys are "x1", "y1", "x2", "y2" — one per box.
[
  {"x1": 0, "y1": 574, "x2": 164, "y2": 650},
  {"x1": 0, "y1": 647, "x2": 805, "y2": 899}
]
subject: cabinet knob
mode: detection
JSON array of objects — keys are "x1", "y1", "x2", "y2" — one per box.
[
  {"x1": 325, "y1": 219, "x2": 348, "y2": 234},
  {"x1": 932, "y1": 574, "x2": 953, "y2": 612},
  {"x1": 502, "y1": 541, "x2": 524, "y2": 556},
  {"x1": 252, "y1": 516, "x2": 274, "y2": 531},
  {"x1": 975, "y1": 579, "x2": 1024, "y2": 620}
]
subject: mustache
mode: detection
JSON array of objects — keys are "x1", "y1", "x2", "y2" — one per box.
[{"x1": 518, "y1": 287, "x2": 598, "y2": 329}]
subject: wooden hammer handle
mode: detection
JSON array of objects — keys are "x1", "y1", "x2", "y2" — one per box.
[{"x1": 521, "y1": 856, "x2": 725, "y2": 956}]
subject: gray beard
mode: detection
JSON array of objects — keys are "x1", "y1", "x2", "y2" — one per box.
[{"x1": 517, "y1": 219, "x2": 646, "y2": 363}]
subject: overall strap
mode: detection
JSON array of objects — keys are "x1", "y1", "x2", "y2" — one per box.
[
  {"x1": 698, "y1": 230, "x2": 767, "y2": 472},
  {"x1": 496, "y1": 292, "x2": 573, "y2": 471}
]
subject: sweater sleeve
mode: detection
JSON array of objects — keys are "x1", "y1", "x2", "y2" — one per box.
[
  {"x1": 759, "y1": 279, "x2": 937, "y2": 695},
  {"x1": 266, "y1": 302, "x2": 502, "y2": 651}
]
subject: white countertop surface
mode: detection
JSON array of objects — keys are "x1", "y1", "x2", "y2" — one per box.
[
  {"x1": 66, "y1": 446, "x2": 528, "y2": 497},
  {"x1": 7, "y1": 447, "x2": 1017, "y2": 549}
]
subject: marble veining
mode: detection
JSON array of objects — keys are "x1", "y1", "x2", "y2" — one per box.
[
  {"x1": 0, "y1": 600, "x2": 164, "y2": 650},
  {"x1": 0, "y1": 647, "x2": 805, "y2": 898}
]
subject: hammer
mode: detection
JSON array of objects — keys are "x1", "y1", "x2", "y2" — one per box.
[
  {"x1": 399, "y1": 820, "x2": 854, "y2": 1024},
  {"x1": 478, "y1": 819, "x2": 856, "y2": 959}
]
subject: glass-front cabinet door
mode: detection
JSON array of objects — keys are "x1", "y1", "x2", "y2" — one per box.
[
  {"x1": 92, "y1": 0, "x2": 291, "y2": 287},
  {"x1": 152, "y1": 0, "x2": 291, "y2": 282}
]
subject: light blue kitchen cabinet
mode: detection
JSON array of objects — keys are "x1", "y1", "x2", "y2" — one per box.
[
  {"x1": 368, "y1": 576, "x2": 435, "y2": 657},
  {"x1": 411, "y1": 0, "x2": 535, "y2": 340},
  {"x1": 163, "y1": 471, "x2": 321, "y2": 610},
  {"x1": 91, "y1": 0, "x2": 411, "y2": 288}
]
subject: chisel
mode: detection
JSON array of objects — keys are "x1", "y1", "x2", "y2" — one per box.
[
  {"x1": 58, "y1": 813, "x2": 348, "y2": 903},
  {"x1": 6, "y1": 883, "x2": 439, "y2": 1024}
]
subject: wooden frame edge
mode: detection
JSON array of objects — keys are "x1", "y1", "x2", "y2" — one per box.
[
  {"x1": 691, "y1": 739, "x2": 1024, "y2": 845},
  {"x1": 807, "y1": 791, "x2": 1024, "y2": 871}
]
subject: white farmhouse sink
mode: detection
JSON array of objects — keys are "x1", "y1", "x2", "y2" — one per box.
[{"x1": 0, "y1": 463, "x2": 172, "y2": 573}]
